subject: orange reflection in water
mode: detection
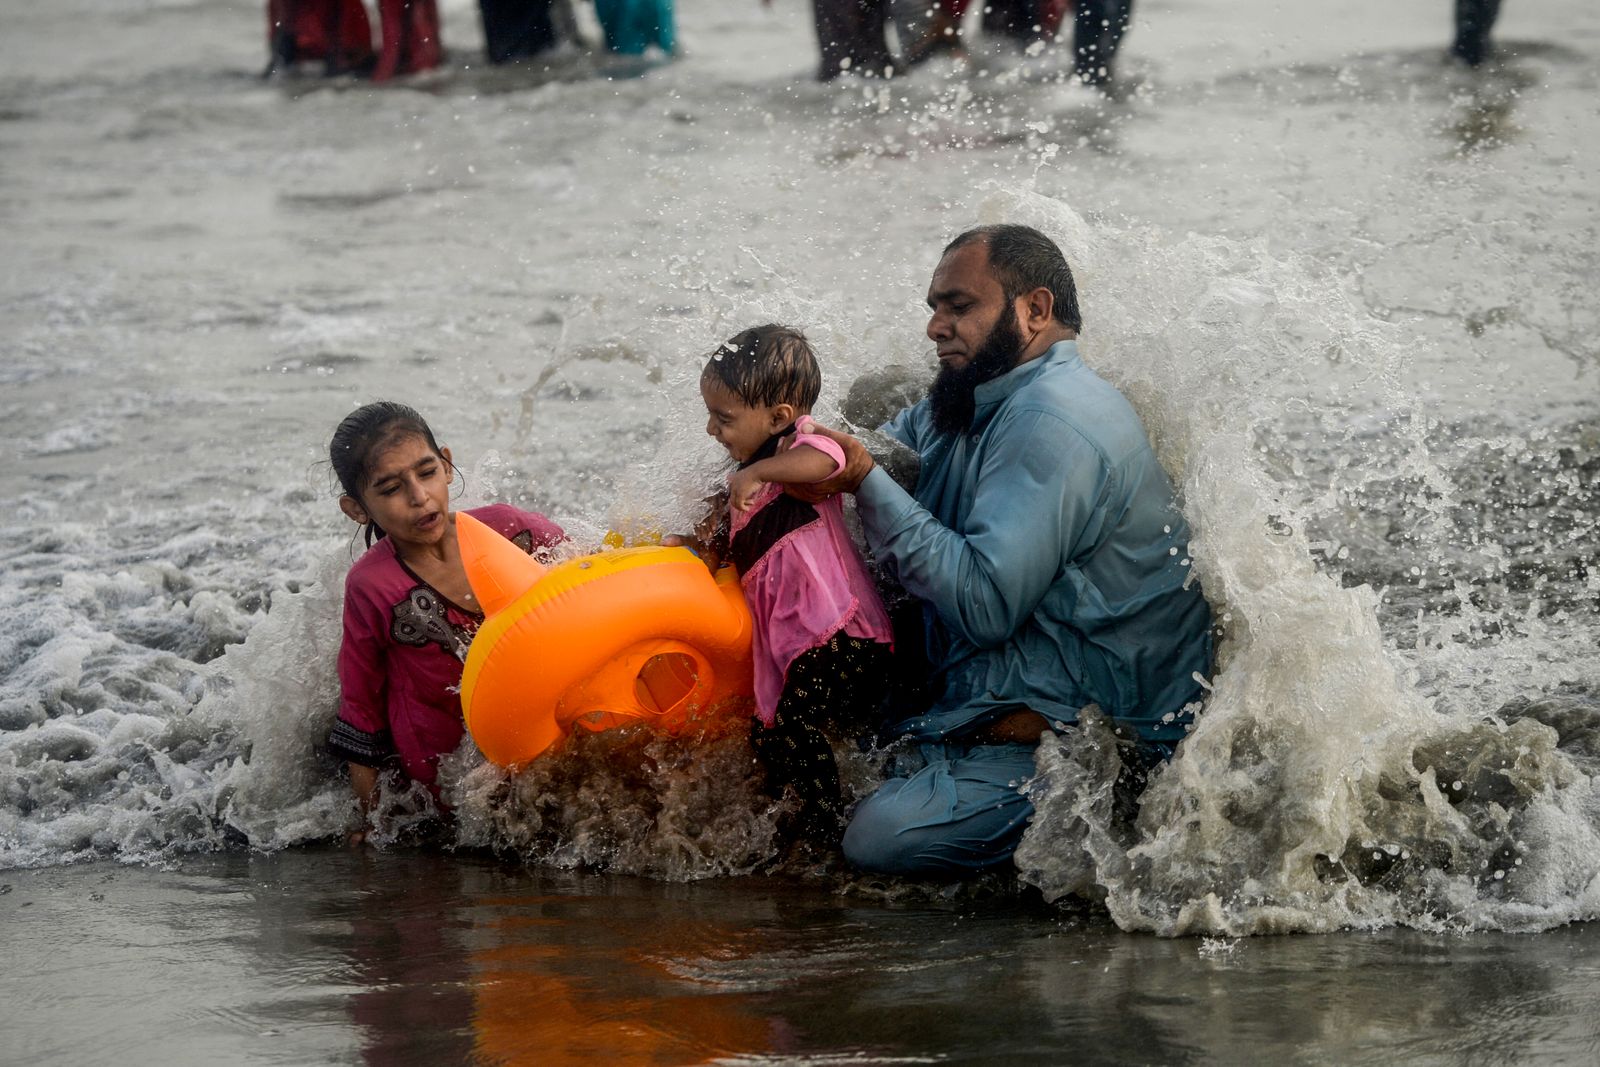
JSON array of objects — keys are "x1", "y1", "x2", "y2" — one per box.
[{"x1": 470, "y1": 916, "x2": 775, "y2": 1066}]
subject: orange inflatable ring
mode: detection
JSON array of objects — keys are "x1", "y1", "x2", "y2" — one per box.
[{"x1": 455, "y1": 511, "x2": 755, "y2": 769}]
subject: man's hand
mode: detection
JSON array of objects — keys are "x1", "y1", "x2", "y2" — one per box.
[{"x1": 784, "y1": 421, "x2": 874, "y2": 502}]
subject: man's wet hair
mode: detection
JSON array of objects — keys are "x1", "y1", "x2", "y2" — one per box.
[
  {"x1": 701, "y1": 324, "x2": 822, "y2": 411},
  {"x1": 943, "y1": 224, "x2": 1083, "y2": 333}
]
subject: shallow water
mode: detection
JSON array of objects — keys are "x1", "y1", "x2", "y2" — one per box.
[
  {"x1": 7, "y1": 850, "x2": 1600, "y2": 1065},
  {"x1": 2, "y1": 0, "x2": 1600, "y2": 1057}
]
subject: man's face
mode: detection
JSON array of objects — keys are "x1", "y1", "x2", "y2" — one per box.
[
  {"x1": 925, "y1": 242, "x2": 1025, "y2": 434},
  {"x1": 925, "y1": 241, "x2": 1015, "y2": 372}
]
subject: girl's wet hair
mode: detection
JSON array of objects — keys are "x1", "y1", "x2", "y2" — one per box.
[
  {"x1": 701, "y1": 325, "x2": 821, "y2": 412},
  {"x1": 329, "y1": 401, "x2": 448, "y2": 546}
]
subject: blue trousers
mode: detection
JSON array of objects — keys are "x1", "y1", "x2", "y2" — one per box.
[{"x1": 841, "y1": 742, "x2": 1039, "y2": 875}]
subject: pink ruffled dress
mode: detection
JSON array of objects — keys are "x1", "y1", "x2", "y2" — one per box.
[{"x1": 728, "y1": 418, "x2": 894, "y2": 726}]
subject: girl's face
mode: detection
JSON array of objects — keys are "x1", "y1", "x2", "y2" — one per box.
[
  {"x1": 701, "y1": 379, "x2": 792, "y2": 463},
  {"x1": 340, "y1": 434, "x2": 455, "y2": 552}
]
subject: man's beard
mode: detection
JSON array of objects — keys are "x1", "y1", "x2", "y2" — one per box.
[{"x1": 928, "y1": 306, "x2": 1024, "y2": 435}]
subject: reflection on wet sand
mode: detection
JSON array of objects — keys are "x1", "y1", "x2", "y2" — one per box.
[
  {"x1": 471, "y1": 938, "x2": 772, "y2": 1065},
  {"x1": 467, "y1": 896, "x2": 774, "y2": 1064},
  {"x1": 337, "y1": 856, "x2": 774, "y2": 1064},
  {"x1": 342, "y1": 854, "x2": 479, "y2": 1065},
  {"x1": 7, "y1": 852, "x2": 1600, "y2": 1063}
]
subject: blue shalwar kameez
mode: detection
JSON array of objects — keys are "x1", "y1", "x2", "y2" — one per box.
[{"x1": 841, "y1": 340, "x2": 1213, "y2": 875}]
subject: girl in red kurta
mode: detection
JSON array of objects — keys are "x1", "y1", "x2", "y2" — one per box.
[{"x1": 325, "y1": 402, "x2": 563, "y2": 842}]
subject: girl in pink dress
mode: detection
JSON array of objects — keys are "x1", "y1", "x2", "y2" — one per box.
[
  {"x1": 697, "y1": 326, "x2": 894, "y2": 845},
  {"x1": 325, "y1": 402, "x2": 563, "y2": 842}
]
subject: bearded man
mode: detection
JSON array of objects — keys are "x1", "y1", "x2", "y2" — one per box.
[{"x1": 808, "y1": 224, "x2": 1214, "y2": 875}]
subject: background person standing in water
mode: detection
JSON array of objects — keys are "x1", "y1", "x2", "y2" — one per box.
[
  {"x1": 803, "y1": 225, "x2": 1214, "y2": 876},
  {"x1": 1453, "y1": 0, "x2": 1504, "y2": 66},
  {"x1": 325, "y1": 402, "x2": 564, "y2": 844}
]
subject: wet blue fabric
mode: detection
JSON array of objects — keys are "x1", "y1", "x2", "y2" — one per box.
[
  {"x1": 857, "y1": 339, "x2": 1213, "y2": 747},
  {"x1": 841, "y1": 743, "x2": 1039, "y2": 875},
  {"x1": 593, "y1": 0, "x2": 674, "y2": 55}
]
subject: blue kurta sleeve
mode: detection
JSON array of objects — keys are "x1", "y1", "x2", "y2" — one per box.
[
  {"x1": 857, "y1": 409, "x2": 1108, "y2": 649},
  {"x1": 877, "y1": 405, "x2": 919, "y2": 448}
]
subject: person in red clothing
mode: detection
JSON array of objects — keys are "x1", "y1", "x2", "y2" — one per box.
[
  {"x1": 324, "y1": 402, "x2": 564, "y2": 843},
  {"x1": 372, "y1": 0, "x2": 444, "y2": 81},
  {"x1": 264, "y1": 0, "x2": 375, "y2": 76}
]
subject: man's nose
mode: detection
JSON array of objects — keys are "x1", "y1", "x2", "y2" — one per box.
[
  {"x1": 705, "y1": 416, "x2": 717, "y2": 438},
  {"x1": 927, "y1": 310, "x2": 950, "y2": 342}
]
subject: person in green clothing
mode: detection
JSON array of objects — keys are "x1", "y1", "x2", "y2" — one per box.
[{"x1": 594, "y1": 0, "x2": 675, "y2": 55}]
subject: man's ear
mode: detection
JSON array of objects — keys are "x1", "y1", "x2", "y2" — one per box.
[
  {"x1": 339, "y1": 495, "x2": 369, "y2": 525},
  {"x1": 1020, "y1": 286, "x2": 1056, "y2": 332},
  {"x1": 440, "y1": 446, "x2": 454, "y2": 476}
]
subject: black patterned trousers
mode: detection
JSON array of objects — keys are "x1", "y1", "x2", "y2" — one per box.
[{"x1": 751, "y1": 632, "x2": 892, "y2": 846}]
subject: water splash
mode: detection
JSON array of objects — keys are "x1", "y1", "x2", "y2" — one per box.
[{"x1": 987, "y1": 187, "x2": 1600, "y2": 934}]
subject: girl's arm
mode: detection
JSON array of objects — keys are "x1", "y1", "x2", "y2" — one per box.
[
  {"x1": 329, "y1": 571, "x2": 394, "y2": 843},
  {"x1": 729, "y1": 444, "x2": 841, "y2": 512}
]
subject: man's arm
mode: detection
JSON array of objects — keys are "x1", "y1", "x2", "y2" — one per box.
[{"x1": 857, "y1": 409, "x2": 1103, "y2": 649}]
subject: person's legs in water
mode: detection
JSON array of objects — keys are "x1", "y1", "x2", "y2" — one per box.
[
  {"x1": 901, "y1": 0, "x2": 970, "y2": 66},
  {"x1": 842, "y1": 722, "x2": 1178, "y2": 876},
  {"x1": 264, "y1": 0, "x2": 376, "y2": 77},
  {"x1": 477, "y1": 0, "x2": 557, "y2": 63},
  {"x1": 1452, "y1": 0, "x2": 1503, "y2": 67},
  {"x1": 549, "y1": 0, "x2": 589, "y2": 48},
  {"x1": 841, "y1": 742, "x2": 1039, "y2": 875},
  {"x1": 1073, "y1": 0, "x2": 1134, "y2": 87},
  {"x1": 595, "y1": 0, "x2": 676, "y2": 55},
  {"x1": 752, "y1": 634, "x2": 890, "y2": 847},
  {"x1": 811, "y1": 0, "x2": 896, "y2": 81},
  {"x1": 325, "y1": 0, "x2": 379, "y2": 74},
  {"x1": 373, "y1": 0, "x2": 443, "y2": 80},
  {"x1": 978, "y1": 0, "x2": 1035, "y2": 44}
]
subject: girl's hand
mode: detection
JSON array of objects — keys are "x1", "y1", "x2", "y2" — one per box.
[
  {"x1": 348, "y1": 762, "x2": 378, "y2": 847},
  {"x1": 728, "y1": 468, "x2": 766, "y2": 512}
]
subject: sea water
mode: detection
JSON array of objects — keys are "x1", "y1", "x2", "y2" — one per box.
[{"x1": 2, "y1": 0, "x2": 1598, "y2": 1061}]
